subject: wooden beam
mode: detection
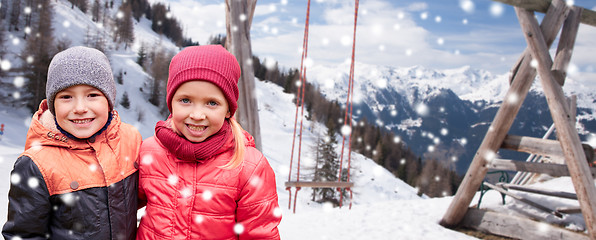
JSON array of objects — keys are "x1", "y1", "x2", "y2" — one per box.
[
  {"x1": 493, "y1": 0, "x2": 596, "y2": 27},
  {"x1": 225, "y1": 0, "x2": 262, "y2": 150},
  {"x1": 501, "y1": 134, "x2": 594, "y2": 160},
  {"x1": 461, "y1": 208, "x2": 590, "y2": 240},
  {"x1": 489, "y1": 159, "x2": 596, "y2": 177},
  {"x1": 284, "y1": 181, "x2": 354, "y2": 188},
  {"x1": 439, "y1": 0, "x2": 570, "y2": 228},
  {"x1": 501, "y1": 134, "x2": 565, "y2": 157},
  {"x1": 552, "y1": 7, "x2": 582, "y2": 85},
  {"x1": 497, "y1": 183, "x2": 578, "y2": 200},
  {"x1": 516, "y1": 7, "x2": 596, "y2": 239}
]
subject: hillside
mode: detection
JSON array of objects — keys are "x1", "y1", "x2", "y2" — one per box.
[{"x1": 0, "y1": 0, "x2": 594, "y2": 238}]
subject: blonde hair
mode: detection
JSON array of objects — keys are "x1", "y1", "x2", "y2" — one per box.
[{"x1": 220, "y1": 118, "x2": 246, "y2": 169}]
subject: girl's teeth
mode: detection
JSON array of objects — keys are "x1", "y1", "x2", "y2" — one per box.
[
  {"x1": 72, "y1": 119, "x2": 92, "y2": 124},
  {"x1": 188, "y1": 125, "x2": 205, "y2": 131}
]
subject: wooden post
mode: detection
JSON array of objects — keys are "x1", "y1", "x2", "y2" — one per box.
[
  {"x1": 439, "y1": 0, "x2": 570, "y2": 228},
  {"x1": 225, "y1": 0, "x2": 262, "y2": 150},
  {"x1": 516, "y1": 7, "x2": 596, "y2": 238}
]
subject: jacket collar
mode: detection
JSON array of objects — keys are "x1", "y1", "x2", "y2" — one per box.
[{"x1": 24, "y1": 99, "x2": 122, "y2": 151}]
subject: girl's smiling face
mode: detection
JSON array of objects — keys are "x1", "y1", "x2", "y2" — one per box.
[
  {"x1": 53, "y1": 85, "x2": 109, "y2": 139},
  {"x1": 171, "y1": 80, "x2": 231, "y2": 143}
]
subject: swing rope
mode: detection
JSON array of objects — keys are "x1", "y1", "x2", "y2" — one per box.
[
  {"x1": 286, "y1": 0, "x2": 359, "y2": 212},
  {"x1": 337, "y1": 0, "x2": 359, "y2": 209},
  {"x1": 287, "y1": 0, "x2": 311, "y2": 212}
]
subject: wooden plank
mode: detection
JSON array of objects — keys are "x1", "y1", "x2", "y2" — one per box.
[
  {"x1": 516, "y1": 7, "x2": 596, "y2": 239},
  {"x1": 557, "y1": 206, "x2": 582, "y2": 214},
  {"x1": 500, "y1": 134, "x2": 594, "y2": 160},
  {"x1": 225, "y1": 0, "x2": 262, "y2": 150},
  {"x1": 439, "y1": 0, "x2": 570, "y2": 228},
  {"x1": 484, "y1": 182, "x2": 563, "y2": 217},
  {"x1": 489, "y1": 159, "x2": 596, "y2": 178},
  {"x1": 461, "y1": 208, "x2": 590, "y2": 240},
  {"x1": 502, "y1": 134, "x2": 565, "y2": 157},
  {"x1": 284, "y1": 181, "x2": 354, "y2": 188},
  {"x1": 497, "y1": 183, "x2": 578, "y2": 200},
  {"x1": 552, "y1": 7, "x2": 582, "y2": 85},
  {"x1": 493, "y1": 0, "x2": 596, "y2": 27}
]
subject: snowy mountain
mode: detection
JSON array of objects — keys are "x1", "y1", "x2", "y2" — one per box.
[
  {"x1": 306, "y1": 62, "x2": 596, "y2": 173},
  {"x1": 1, "y1": 0, "x2": 594, "y2": 239}
]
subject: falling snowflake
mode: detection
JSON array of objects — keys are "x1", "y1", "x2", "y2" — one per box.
[
  {"x1": 168, "y1": 175, "x2": 178, "y2": 186},
  {"x1": 462, "y1": 19, "x2": 468, "y2": 25},
  {"x1": 440, "y1": 128, "x2": 448, "y2": 136},
  {"x1": 340, "y1": 35, "x2": 352, "y2": 46},
  {"x1": 490, "y1": 3, "x2": 505, "y2": 17},
  {"x1": 484, "y1": 150, "x2": 497, "y2": 162},
  {"x1": 427, "y1": 145, "x2": 435, "y2": 152},
  {"x1": 437, "y1": 37, "x2": 444, "y2": 45},
  {"x1": 116, "y1": 11, "x2": 124, "y2": 19},
  {"x1": 460, "y1": 0, "x2": 475, "y2": 13},
  {"x1": 61, "y1": 193, "x2": 76, "y2": 206},
  {"x1": 420, "y1": 12, "x2": 428, "y2": 20},
  {"x1": 460, "y1": 138, "x2": 468, "y2": 146},
  {"x1": 0, "y1": 59, "x2": 11, "y2": 71},
  {"x1": 506, "y1": 93, "x2": 519, "y2": 104},
  {"x1": 233, "y1": 223, "x2": 245, "y2": 234},
  {"x1": 434, "y1": 16, "x2": 442, "y2": 23},
  {"x1": 202, "y1": 190, "x2": 213, "y2": 201},
  {"x1": 24, "y1": 6, "x2": 32, "y2": 14},
  {"x1": 180, "y1": 187, "x2": 192, "y2": 198},
  {"x1": 451, "y1": 156, "x2": 458, "y2": 162},
  {"x1": 530, "y1": 59, "x2": 539, "y2": 68},
  {"x1": 400, "y1": 158, "x2": 406, "y2": 165},
  {"x1": 415, "y1": 103, "x2": 429, "y2": 116},
  {"x1": 340, "y1": 125, "x2": 351, "y2": 136},
  {"x1": 195, "y1": 214, "x2": 204, "y2": 224},
  {"x1": 11, "y1": 76, "x2": 23, "y2": 88},
  {"x1": 250, "y1": 176, "x2": 263, "y2": 187},
  {"x1": 273, "y1": 207, "x2": 282, "y2": 218},
  {"x1": 141, "y1": 155, "x2": 153, "y2": 165},
  {"x1": 405, "y1": 49, "x2": 413, "y2": 56},
  {"x1": 10, "y1": 173, "x2": 21, "y2": 185},
  {"x1": 89, "y1": 164, "x2": 98, "y2": 172},
  {"x1": 393, "y1": 136, "x2": 401, "y2": 143},
  {"x1": 434, "y1": 175, "x2": 440, "y2": 182},
  {"x1": 63, "y1": 21, "x2": 71, "y2": 28},
  {"x1": 28, "y1": 177, "x2": 40, "y2": 189},
  {"x1": 566, "y1": 0, "x2": 575, "y2": 6}
]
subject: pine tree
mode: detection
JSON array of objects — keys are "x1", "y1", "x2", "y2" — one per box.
[
  {"x1": 120, "y1": 91, "x2": 130, "y2": 109},
  {"x1": 22, "y1": 0, "x2": 54, "y2": 113},
  {"x1": 9, "y1": 0, "x2": 21, "y2": 31},
  {"x1": 91, "y1": 0, "x2": 101, "y2": 22},
  {"x1": 115, "y1": 3, "x2": 134, "y2": 50},
  {"x1": 311, "y1": 122, "x2": 341, "y2": 205}
]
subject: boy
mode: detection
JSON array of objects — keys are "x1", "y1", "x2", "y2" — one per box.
[{"x1": 2, "y1": 46, "x2": 141, "y2": 240}]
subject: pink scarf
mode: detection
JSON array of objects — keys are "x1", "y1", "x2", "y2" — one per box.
[{"x1": 155, "y1": 117, "x2": 231, "y2": 162}]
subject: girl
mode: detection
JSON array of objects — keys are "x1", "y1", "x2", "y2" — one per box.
[
  {"x1": 137, "y1": 45, "x2": 281, "y2": 239},
  {"x1": 2, "y1": 46, "x2": 141, "y2": 240}
]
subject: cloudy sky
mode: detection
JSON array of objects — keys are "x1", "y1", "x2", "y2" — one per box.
[{"x1": 156, "y1": 0, "x2": 596, "y2": 75}]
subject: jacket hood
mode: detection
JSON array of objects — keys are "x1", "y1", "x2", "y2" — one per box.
[{"x1": 24, "y1": 99, "x2": 122, "y2": 151}]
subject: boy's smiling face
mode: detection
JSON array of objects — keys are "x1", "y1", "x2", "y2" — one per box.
[
  {"x1": 171, "y1": 80, "x2": 231, "y2": 143},
  {"x1": 54, "y1": 85, "x2": 110, "y2": 139}
]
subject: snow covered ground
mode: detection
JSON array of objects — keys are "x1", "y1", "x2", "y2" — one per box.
[
  {"x1": 0, "y1": 0, "x2": 591, "y2": 238},
  {"x1": 0, "y1": 77, "x2": 589, "y2": 239}
]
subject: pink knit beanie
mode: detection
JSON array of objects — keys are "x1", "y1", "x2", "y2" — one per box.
[{"x1": 166, "y1": 45, "x2": 241, "y2": 116}]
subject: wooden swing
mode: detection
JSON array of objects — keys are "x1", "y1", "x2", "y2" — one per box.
[
  {"x1": 285, "y1": 0, "x2": 359, "y2": 213},
  {"x1": 440, "y1": 0, "x2": 596, "y2": 239}
]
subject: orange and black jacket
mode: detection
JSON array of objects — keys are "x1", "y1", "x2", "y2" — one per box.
[{"x1": 2, "y1": 100, "x2": 142, "y2": 240}]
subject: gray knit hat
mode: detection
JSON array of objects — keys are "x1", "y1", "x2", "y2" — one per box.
[{"x1": 46, "y1": 46, "x2": 116, "y2": 115}]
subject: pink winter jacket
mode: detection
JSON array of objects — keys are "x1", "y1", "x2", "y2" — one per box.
[{"x1": 136, "y1": 131, "x2": 281, "y2": 240}]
